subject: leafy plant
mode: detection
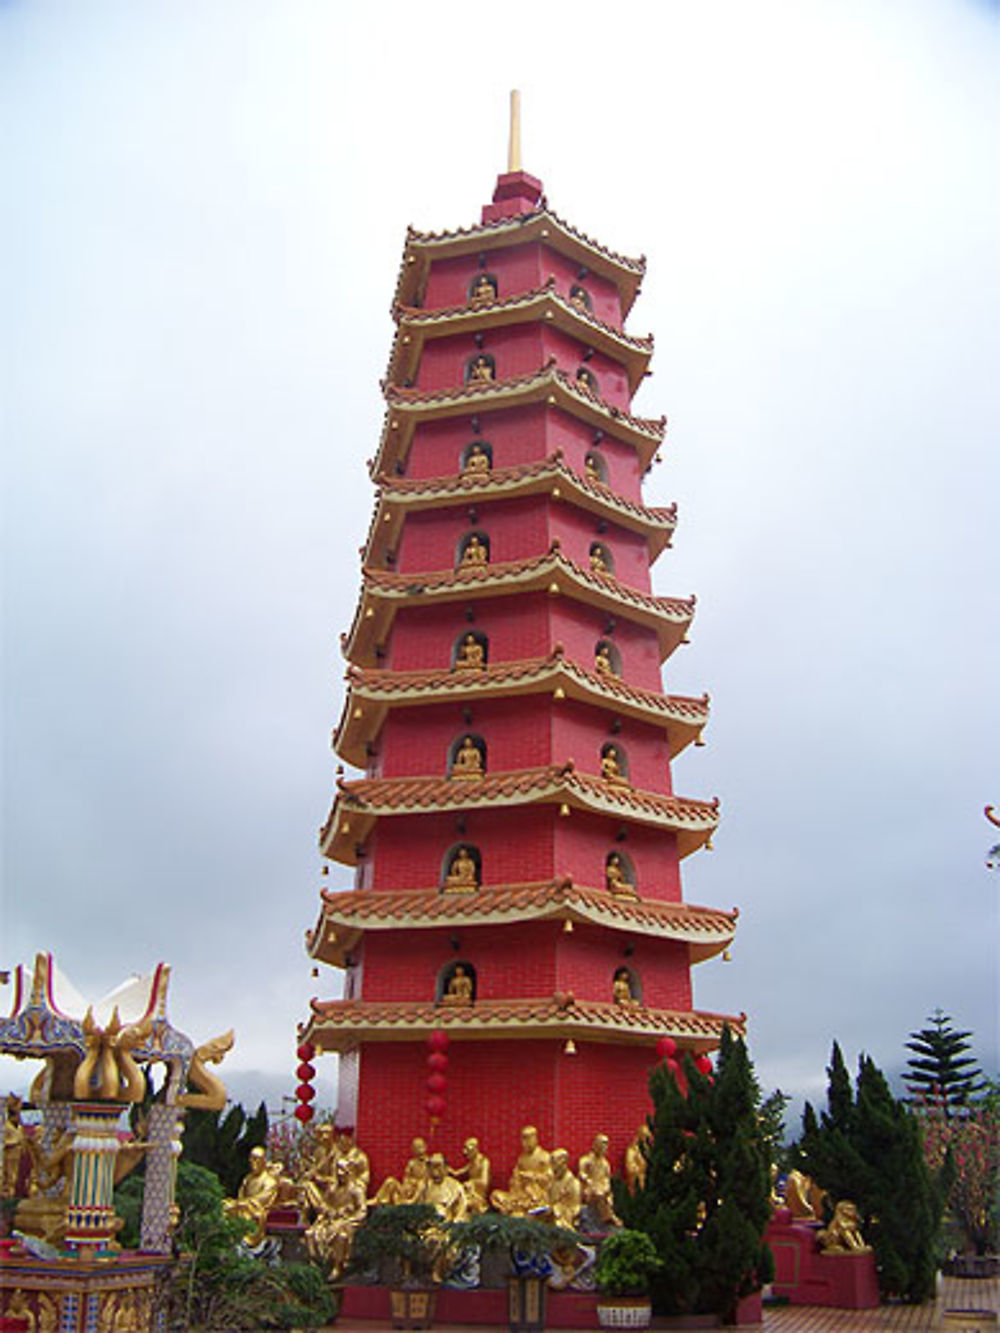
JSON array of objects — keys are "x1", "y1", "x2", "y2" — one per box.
[
  {"x1": 348, "y1": 1203, "x2": 446, "y2": 1288},
  {"x1": 449, "y1": 1212, "x2": 580, "y2": 1278},
  {"x1": 182, "y1": 1100, "x2": 269, "y2": 1196},
  {"x1": 593, "y1": 1229, "x2": 662, "y2": 1297},
  {"x1": 916, "y1": 1088, "x2": 998, "y2": 1256}
]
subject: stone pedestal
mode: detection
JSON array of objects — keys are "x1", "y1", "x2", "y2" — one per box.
[{"x1": 766, "y1": 1210, "x2": 879, "y2": 1309}]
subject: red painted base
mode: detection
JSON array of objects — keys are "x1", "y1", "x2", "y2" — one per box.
[
  {"x1": 766, "y1": 1214, "x2": 879, "y2": 1308},
  {"x1": 342, "y1": 1284, "x2": 601, "y2": 1328}
]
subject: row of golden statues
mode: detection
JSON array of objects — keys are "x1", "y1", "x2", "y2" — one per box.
[
  {"x1": 452, "y1": 631, "x2": 620, "y2": 680},
  {"x1": 447, "y1": 737, "x2": 629, "y2": 785},
  {"x1": 442, "y1": 846, "x2": 636, "y2": 897},
  {"x1": 437, "y1": 965, "x2": 638, "y2": 1008},
  {"x1": 456, "y1": 533, "x2": 613, "y2": 576},
  {"x1": 223, "y1": 1122, "x2": 652, "y2": 1283},
  {"x1": 461, "y1": 439, "x2": 606, "y2": 489},
  {"x1": 466, "y1": 273, "x2": 592, "y2": 314}
]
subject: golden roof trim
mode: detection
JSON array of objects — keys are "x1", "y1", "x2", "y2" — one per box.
[
  {"x1": 333, "y1": 651, "x2": 708, "y2": 768},
  {"x1": 372, "y1": 366, "x2": 666, "y2": 480},
  {"x1": 303, "y1": 995, "x2": 744, "y2": 1054},
  {"x1": 341, "y1": 548, "x2": 694, "y2": 667},
  {"x1": 320, "y1": 762, "x2": 719, "y2": 865}
]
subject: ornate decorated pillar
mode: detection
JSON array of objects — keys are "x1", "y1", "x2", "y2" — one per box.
[{"x1": 63, "y1": 1101, "x2": 125, "y2": 1256}]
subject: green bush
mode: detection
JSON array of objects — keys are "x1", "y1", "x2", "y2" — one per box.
[{"x1": 593, "y1": 1229, "x2": 662, "y2": 1296}]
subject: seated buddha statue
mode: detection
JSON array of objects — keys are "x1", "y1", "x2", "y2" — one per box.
[
  {"x1": 450, "y1": 1136, "x2": 490, "y2": 1214},
  {"x1": 371, "y1": 1137, "x2": 428, "y2": 1207},
  {"x1": 337, "y1": 1131, "x2": 370, "y2": 1195},
  {"x1": 578, "y1": 1132, "x2": 621, "y2": 1227},
  {"x1": 469, "y1": 274, "x2": 497, "y2": 304},
  {"x1": 460, "y1": 535, "x2": 488, "y2": 567},
  {"x1": 612, "y1": 969, "x2": 638, "y2": 1007},
  {"x1": 454, "y1": 633, "x2": 485, "y2": 671},
  {"x1": 444, "y1": 846, "x2": 478, "y2": 892},
  {"x1": 490, "y1": 1125, "x2": 553, "y2": 1216},
  {"x1": 464, "y1": 443, "x2": 491, "y2": 475},
  {"x1": 468, "y1": 355, "x2": 494, "y2": 384},
  {"x1": 543, "y1": 1149, "x2": 581, "y2": 1230},
  {"x1": 451, "y1": 736, "x2": 483, "y2": 780},
  {"x1": 576, "y1": 367, "x2": 597, "y2": 394},
  {"x1": 440, "y1": 965, "x2": 474, "y2": 1006},
  {"x1": 420, "y1": 1152, "x2": 468, "y2": 1222},
  {"x1": 584, "y1": 453, "x2": 601, "y2": 483},
  {"x1": 605, "y1": 853, "x2": 635, "y2": 898},
  {"x1": 223, "y1": 1146, "x2": 281, "y2": 1248},
  {"x1": 589, "y1": 546, "x2": 609, "y2": 574},
  {"x1": 305, "y1": 1159, "x2": 367, "y2": 1282},
  {"x1": 601, "y1": 747, "x2": 628, "y2": 786},
  {"x1": 594, "y1": 643, "x2": 616, "y2": 675}
]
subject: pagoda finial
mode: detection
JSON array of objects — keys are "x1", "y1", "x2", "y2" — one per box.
[{"x1": 507, "y1": 89, "x2": 522, "y2": 173}]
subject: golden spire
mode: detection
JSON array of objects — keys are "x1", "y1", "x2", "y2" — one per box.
[{"x1": 507, "y1": 89, "x2": 522, "y2": 172}]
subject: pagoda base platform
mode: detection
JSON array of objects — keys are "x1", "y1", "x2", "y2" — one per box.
[
  {"x1": 766, "y1": 1214, "x2": 879, "y2": 1308},
  {"x1": 342, "y1": 1283, "x2": 602, "y2": 1328},
  {"x1": 0, "y1": 1244, "x2": 171, "y2": 1332}
]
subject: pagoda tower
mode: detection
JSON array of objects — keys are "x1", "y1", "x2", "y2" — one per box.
[{"x1": 301, "y1": 116, "x2": 744, "y2": 1186}]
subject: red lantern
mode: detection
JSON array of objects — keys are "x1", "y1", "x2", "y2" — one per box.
[
  {"x1": 695, "y1": 1054, "x2": 713, "y2": 1076},
  {"x1": 426, "y1": 1072, "x2": 447, "y2": 1094},
  {"x1": 427, "y1": 1051, "x2": 449, "y2": 1072},
  {"x1": 656, "y1": 1036, "x2": 677, "y2": 1060},
  {"x1": 296, "y1": 1083, "x2": 316, "y2": 1103},
  {"x1": 427, "y1": 1030, "x2": 450, "y2": 1053},
  {"x1": 296, "y1": 1061, "x2": 316, "y2": 1081},
  {"x1": 294, "y1": 1104, "x2": 314, "y2": 1124},
  {"x1": 425, "y1": 1095, "x2": 446, "y2": 1117},
  {"x1": 297, "y1": 1042, "x2": 315, "y2": 1062}
]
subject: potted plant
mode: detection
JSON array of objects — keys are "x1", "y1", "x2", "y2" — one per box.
[
  {"x1": 593, "y1": 1229, "x2": 662, "y2": 1329},
  {"x1": 349, "y1": 1203, "x2": 445, "y2": 1330},
  {"x1": 450, "y1": 1213, "x2": 580, "y2": 1333}
]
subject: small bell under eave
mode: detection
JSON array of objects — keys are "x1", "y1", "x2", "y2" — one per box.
[{"x1": 563, "y1": 1039, "x2": 577, "y2": 1055}]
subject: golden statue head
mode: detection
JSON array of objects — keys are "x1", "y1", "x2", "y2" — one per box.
[
  {"x1": 520, "y1": 1125, "x2": 539, "y2": 1152},
  {"x1": 551, "y1": 1148, "x2": 569, "y2": 1175},
  {"x1": 592, "y1": 1133, "x2": 609, "y2": 1154},
  {"x1": 248, "y1": 1146, "x2": 267, "y2": 1173},
  {"x1": 463, "y1": 1136, "x2": 479, "y2": 1158},
  {"x1": 411, "y1": 1137, "x2": 428, "y2": 1156},
  {"x1": 427, "y1": 1153, "x2": 447, "y2": 1181}
]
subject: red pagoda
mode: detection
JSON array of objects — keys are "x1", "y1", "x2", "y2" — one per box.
[{"x1": 300, "y1": 109, "x2": 743, "y2": 1188}]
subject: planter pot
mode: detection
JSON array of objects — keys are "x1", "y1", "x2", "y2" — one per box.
[
  {"x1": 508, "y1": 1274, "x2": 547, "y2": 1333},
  {"x1": 597, "y1": 1295, "x2": 653, "y2": 1328},
  {"x1": 941, "y1": 1313, "x2": 998, "y2": 1329},
  {"x1": 390, "y1": 1287, "x2": 437, "y2": 1330}
]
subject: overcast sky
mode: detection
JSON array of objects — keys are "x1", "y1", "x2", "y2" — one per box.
[{"x1": 2, "y1": 0, "x2": 997, "y2": 1127}]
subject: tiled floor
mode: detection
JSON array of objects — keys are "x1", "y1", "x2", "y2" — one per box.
[{"x1": 329, "y1": 1277, "x2": 999, "y2": 1332}]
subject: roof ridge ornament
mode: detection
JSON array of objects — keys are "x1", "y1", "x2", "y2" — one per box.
[{"x1": 508, "y1": 89, "x2": 522, "y2": 173}]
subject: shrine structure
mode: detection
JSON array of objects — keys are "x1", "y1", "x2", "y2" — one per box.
[{"x1": 300, "y1": 107, "x2": 744, "y2": 1187}]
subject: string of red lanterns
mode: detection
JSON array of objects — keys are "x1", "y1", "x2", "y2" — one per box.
[
  {"x1": 425, "y1": 1029, "x2": 449, "y2": 1127},
  {"x1": 295, "y1": 1041, "x2": 316, "y2": 1123}
]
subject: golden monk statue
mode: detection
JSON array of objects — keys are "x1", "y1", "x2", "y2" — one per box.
[
  {"x1": 223, "y1": 1145, "x2": 280, "y2": 1248},
  {"x1": 470, "y1": 274, "x2": 497, "y2": 304},
  {"x1": 612, "y1": 969, "x2": 638, "y2": 1007},
  {"x1": 454, "y1": 633, "x2": 485, "y2": 671},
  {"x1": 605, "y1": 853, "x2": 634, "y2": 897},
  {"x1": 444, "y1": 846, "x2": 478, "y2": 892},
  {"x1": 337, "y1": 1131, "x2": 370, "y2": 1195},
  {"x1": 421, "y1": 1153, "x2": 468, "y2": 1222},
  {"x1": 451, "y1": 737, "x2": 483, "y2": 780},
  {"x1": 491, "y1": 1125, "x2": 553, "y2": 1215},
  {"x1": 371, "y1": 1136, "x2": 428, "y2": 1206},
  {"x1": 468, "y1": 355, "x2": 494, "y2": 384},
  {"x1": 460, "y1": 535, "x2": 488, "y2": 567},
  {"x1": 601, "y1": 747, "x2": 628, "y2": 786},
  {"x1": 450, "y1": 1136, "x2": 490, "y2": 1214},
  {"x1": 589, "y1": 546, "x2": 609, "y2": 574},
  {"x1": 464, "y1": 443, "x2": 491, "y2": 474},
  {"x1": 818, "y1": 1200, "x2": 870, "y2": 1253},
  {"x1": 584, "y1": 453, "x2": 601, "y2": 483},
  {"x1": 576, "y1": 367, "x2": 597, "y2": 394},
  {"x1": 305, "y1": 1159, "x2": 367, "y2": 1282},
  {"x1": 569, "y1": 285, "x2": 590, "y2": 311},
  {"x1": 594, "y1": 642, "x2": 615, "y2": 675},
  {"x1": 543, "y1": 1148, "x2": 581, "y2": 1229},
  {"x1": 299, "y1": 1124, "x2": 338, "y2": 1214},
  {"x1": 624, "y1": 1124, "x2": 651, "y2": 1192},
  {"x1": 579, "y1": 1133, "x2": 622, "y2": 1227},
  {"x1": 441, "y1": 965, "x2": 474, "y2": 1006}
]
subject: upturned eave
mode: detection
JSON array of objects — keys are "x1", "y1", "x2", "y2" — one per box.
[
  {"x1": 333, "y1": 650, "x2": 708, "y2": 768},
  {"x1": 306, "y1": 878, "x2": 736, "y2": 968},
  {"x1": 341, "y1": 550, "x2": 694, "y2": 667},
  {"x1": 372, "y1": 366, "x2": 666, "y2": 480},
  {"x1": 319, "y1": 763, "x2": 719, "y2": 865},
  {"x1": 362, "y1": 455, "x2": 676, "y2": 569},
  {"x1": 387, "y1": 287, "x2": 653, "y2": 393},
  {"x1": 393, "y1": 209, "x2": 646, "y2": 317},
  {"x1": 302, "y1": 995, "x2": 744, "y2": 1056}
]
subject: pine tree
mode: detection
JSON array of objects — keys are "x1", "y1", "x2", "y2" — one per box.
[
  {"x1": 181, "y1": 1100, "x2": 269, "y2": 1195},
  {"x1": 905, "y1": 1010, "x2": 985, "y2": 1114}
]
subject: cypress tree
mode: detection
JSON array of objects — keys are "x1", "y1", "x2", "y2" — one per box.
[{"x1": 905, "y1": 1010, "x2": 986, "y2": 1114}]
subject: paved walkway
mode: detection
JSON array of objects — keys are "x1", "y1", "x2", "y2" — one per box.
[{"x1": 330, "y1": 1277, "x2": 999, "y2": 1332}]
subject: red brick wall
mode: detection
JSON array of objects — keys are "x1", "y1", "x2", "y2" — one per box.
[
  {"x1": 422, "y1": 244, "x2": 545, "y2": 312},
  {"x1": 360, "y1": 922, "x2": 560, "y2": 1003},
  {"x1": 415, "y1": 324, "x2": 544, "y2": 393},
  {"x1": 553, "y1": 816, "x2": 682, "y2": 902},
  {"x1": 549, "y1": 501, "x2": 651, "y2": 593},
  {"x1": 539, "y1": 325, "x2": 632, "y2": 410},
  {"x1": 378, "y1": 697, "x2": 553, "y2": 778},
  {"x1": 550, "y1": 697, "x2": 673, "y2": 795},
  {"x1": 540, "y1": 245, "x2": 624, "y2": 330},
  {"x1": 395, "y1": 494, "x2": 550, "y2": 573}
]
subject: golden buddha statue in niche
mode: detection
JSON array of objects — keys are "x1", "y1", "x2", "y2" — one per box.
[
  {"x1": 304, "y1": 1158, "x2": 367, "y2": 1282},
  {"x1": 468, "y1": 354, "x2": 494, "y2": 384},
  {"x1": 371, "y1": 1136, "x2": 428, "y2": 1206},
  {"x1": 460, "y1": 534, "x2": 488, "y2": 567},
  {"x1": 450, "y1": 1136, "x2": 490, "y2": 1214},
  {"x1": 601, "y1": 746, "x2": 628, "y2": 785},
  {"x1": 584, "y1": 453, "x2": 601, "y2": 483},
  {"x1": 441, "y1": 965, "x2": 474, "y2": 1006},
  {"x1": 576, "y1": 366, "x2": 597, "y2": 394},
  {"x1": 464, "y1": 443, "x2": 491, "y2": 475},
  {"x1": 490, "y1": 1124, "x2": 553, "y2": 1215},
  {"x1": 451, "y1": 736, "x2": 484, "y2": 780},
  {"x1": 589, "y1": 546, "x2": 609, "y2": 574},
  {"x1": 605, "y1": 852, "x2": 635, "y2": 897},
  {"x1": 612, "y1": 968, "x2": 638, "y2": 1007},
  {"x1": 624, "y1": 1124, "x2": 651, "y2": 1192},
  {"x1": 569, "y1": 285, "x2": 591, "y2": 312},
  {"x1": 223, "y1": 1145, "x2": 281, "y2": 1248},
  {"x1": 543, "y1": 1148, "x2": 581, "y2": 1229},
  {"x1": 594, "y1": 642, "x2": 616, "y2": 675},
  {"x1": 444, "y1": 846, "x2": 479, "y2": 892},
  {"x1": 469, "y1": 273, "x2": 498, "y2": 305},
  {"x1": 454, "y1": 633, "x2": 485, "y2": 671},
  {"x1": 579, "y1": 1132, "x2": 622, "y2": 1226}
]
